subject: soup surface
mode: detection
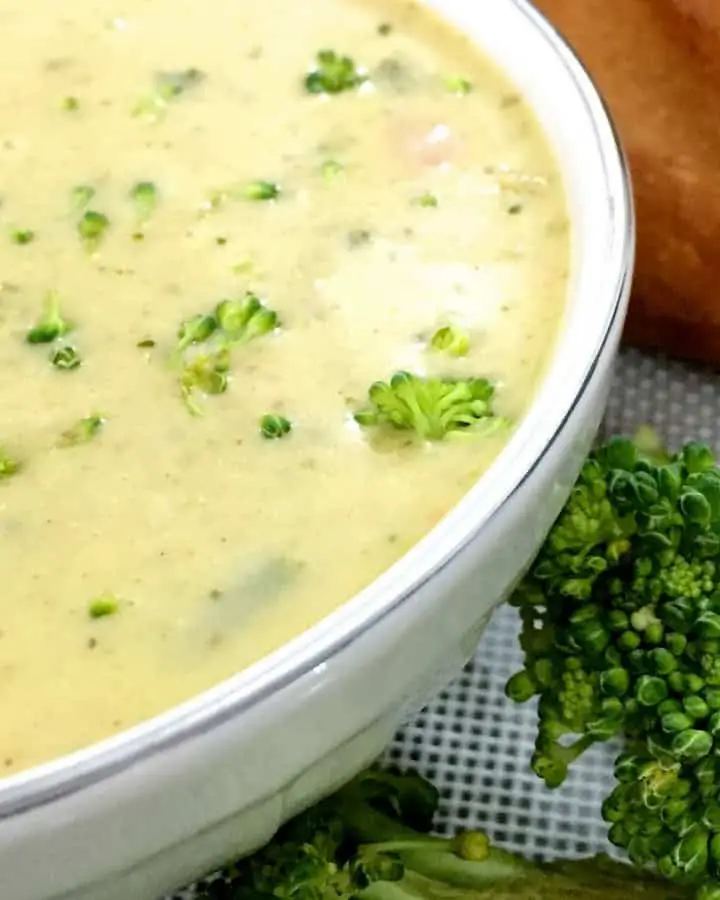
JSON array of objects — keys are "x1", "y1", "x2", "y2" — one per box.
[{"x1": 0, "y1": 0, "x2": 569, "y2": 772}]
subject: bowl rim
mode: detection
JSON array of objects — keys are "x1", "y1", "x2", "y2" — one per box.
[{"x1": 0, "y1": 0, "x2": 634, "y2": 816}]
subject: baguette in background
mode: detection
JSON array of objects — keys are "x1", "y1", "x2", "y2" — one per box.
[{"x1": 533, "y1": 0, "x2": 720, "y2": 365}]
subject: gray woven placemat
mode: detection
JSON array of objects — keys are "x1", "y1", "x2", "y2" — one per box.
[{"x1": 175, "y1": 346, "x2": 719, "y2": 895}]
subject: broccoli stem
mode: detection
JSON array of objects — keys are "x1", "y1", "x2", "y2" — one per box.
[{"x1": 338, "y1": 790, "x2": 683, "y2": 898}]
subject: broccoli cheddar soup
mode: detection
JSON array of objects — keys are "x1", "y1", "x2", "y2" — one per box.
[{"x1": 0, "y1": 0, "x2": 569, "y2": 771}]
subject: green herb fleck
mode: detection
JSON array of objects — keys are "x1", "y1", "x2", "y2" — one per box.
[
  {"x1": 88, "y1": 594, "x2": 120, "y2": 619},
  {"x1": 243, "y1": 180, "x2": 280, "y2": 201},
  {"x1": 444, "y1": 75, "x2": 473, "y2": 95},
  {"x1": 77, "y1": 210, "x2": 110, "y2": 252},
  {"x1": 59, "y1": 414, "x2": 105, "y2": 447},
  {"x1": 136, "y1": 337, "x2": 156, "y2": 349},
  {"x1": 61, "y1": 96, "x2": 80, "y2": 111},
  {"x1": 129, "y1": 180, "x2": 158, "y2": 222},
  {"x1": 305, "y1": 50, "x2": 367, "y2": 95},
  {"x1": 430, "y1": 325, "x2": 470, "y2": 357},
  {"x1": 414, "y1": 192, "x2": 438, "y2": 208},
  {"x1": 260, "y1": 414, "x2": 292, "y2": 440},
  {"x1": 133, "y1": 68, "x2": 205, "y2": 120},
  {"x1": 26, "y1": 291, "x2": 72, "y2": 344},
  {"x1": 508, "y1": 203, "x2": 523, "y2": 215},
  {"x1": 71, "y1": 184, "x2": 96, "y2": 212},
  {"x1": 0, "y1": 449, "x2": 20, "y2": 480},
  {"x1": 347, "y1": 229, "x2": 372, "y2": 248},
  {"x1": 321, "y1": 159, "x2": 345, "y2": 182},
  {"x1": 11, "y1": 228, "x2": 35, "y2": 245},
  {"x1": 50, "y1": 345, "x2": 82, "y2": 371},
  {"x1": 377, "y1": 22, "x2": 393, "y2": 36}
]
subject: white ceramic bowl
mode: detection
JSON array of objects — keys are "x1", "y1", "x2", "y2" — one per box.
[{"x1": 0, "y1": 2, "x2": 634, "y2": 898}]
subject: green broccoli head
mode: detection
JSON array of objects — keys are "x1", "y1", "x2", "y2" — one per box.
[
  {"x1": 354, "y1": 371, "x2": 498, "y2": 441},
  {"x1": 507, "y1": 433, "x2": 720, "y2": 898}
]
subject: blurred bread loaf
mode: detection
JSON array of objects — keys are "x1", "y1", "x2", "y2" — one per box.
[{"x1": 532, "y1": 0, "x2": 720, "y2": 364}]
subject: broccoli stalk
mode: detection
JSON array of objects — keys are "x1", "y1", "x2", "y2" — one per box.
[
  {"x1": 354, "y1": 371, "x2": 499, "y2": 441},
  {"x1": 507, "y1": 434, "x2": 720, "y2": 898},
  {"x1": 208, "y1": 767, "x2": 688, "y2": 900}
]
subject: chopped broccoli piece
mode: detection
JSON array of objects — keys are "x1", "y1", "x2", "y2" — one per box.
[
  {"x1": 443, "y1": 75, "x2": 473, "y2": 94},
  {"x1": 430, "y1": 325, "x2": 470, "y2": 357},
  {"x1": 305, "y1": 50, "x2": 368, "y2": 94},
  {"x1": 0, "y1": 448, "x2": 20, "y2": 480},
  {"x1": 354, "y1": 371, "x2": 496, "y2": 441},
  {"x1": 26, "y1": 291, "x2": 73, "y2": 344},
  {"x1": 240, "y1": 180, "x2": 281, "y2": 201},
  {"x1": 129, "y1": 180, "x2": 158, "y2": 222},
  {"x1": 260, "y1": 414, "x2": 292, "y2": 439},
  {"x1": 208, "y1": 766, "x2": 688, "y2": 900},
  {"x1": 11, "y1": 228, "x2": 35, "y2": 245},
  {"x1": 58, "y1": 414, "x2": 105, "y2": 447},
  {"x1": 321, "y1": 159, "x2": 345, "y2": 181},
  {"x1": 77, "y1": 210, "x2": 110, "y2": 252},
  {"x1": 71, "y1": 184, "x2": 96, "y2": 212},
  {"x1": 180, "y1": 348, "x2": 230, "y2": 416},
  {"x1": 414, "y1": 192, "x2": 439, "y2": 208},
  {"x1": 208, "y1": 180, "x2": 281, "y2": 209},
  {"x1": 50, "y1": 345, "x2": 81, "y2": 371},
  {"x1": 88, "y1": 594, "x2": 120, "y2": 619},
  {"x1": 133, "y1": 68, "x2": 205, "y2": 120},
  {"x1": 177, "y1": 313, "x2": 217, "y2": 352},
  {"x1": 215, "y1": 293, "x2": 279, "y2": 345},
  {"x1": 507, "y1": 434, "x2": 720, "y2": 898}
]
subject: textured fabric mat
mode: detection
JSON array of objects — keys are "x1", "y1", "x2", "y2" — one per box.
[{"x1": 174, "y1": 346, "x2": 718, "y2": 896}]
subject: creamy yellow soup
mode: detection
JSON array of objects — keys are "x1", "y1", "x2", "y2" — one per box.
[{"x1": 0, "y1": 0, "x2": 569, "y2": 772}]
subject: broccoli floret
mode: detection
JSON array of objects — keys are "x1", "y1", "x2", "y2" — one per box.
[
  {"x1": 354, "y1": 371, "x2": 497, "y2": 441},
  {"x1": 58, "y1": 414, "x2": 105, "y2": 448},
  {"x1": 260, "y1": 414, "x2": 292, "y2": 439},
  {"x1": 207, "y1": 767, "x2": 688, "y2": 900},
  {"x1": 129, "y1": 180, "x2": 158, "y2": 222},
  {"x1": 177, "y1": 313, "x2": 218, "y2": 352},
  {"x1": 305, "y1": 50, "x2": 368, "y2": 94},
  {"x1": 50, "y1": 345, "x2": 81, "y2": 371},
  {"x1": 180, "y1": 348, "x2": 231, "y2": 416},
  {"x1": 430, "y1": 325, "x2": 470, "y2": 357},
  {"x1": 26, "y1": 291, "x2": 73, "y2": 344},
  {"x1": 215, "y1": 293, "x2": 279, "y2": 345},
  {"x1": 508, "y1": 433, "x2": 720, "y2": 898},
  {"x1": 173, "y1": 295, "x2": 278, "y2": 415},
  {"x1": 77, "y1": 210, "x2": 110, "y2": 252}
]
